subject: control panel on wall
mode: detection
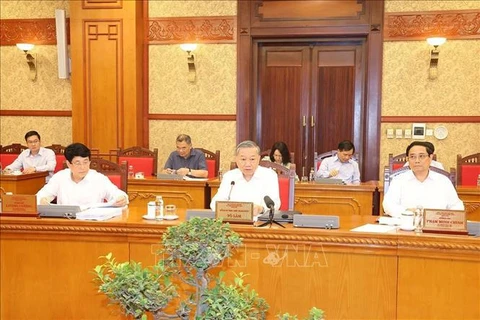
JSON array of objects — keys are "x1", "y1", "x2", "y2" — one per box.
[{"x1": 412, "y1": 123, "x2": 426, "y2": 139}]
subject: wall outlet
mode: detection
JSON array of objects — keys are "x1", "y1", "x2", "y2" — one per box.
[
  {"x1": 426, "y1": 129, "x2": 434, "y2": 136},
  {"x1": 395, "y1": 129, "x2": 403, "y2": 138},
  {"x1": 387, "y1": 128, "x2": 394, "y2": 139},
  {"x1": 404, "y1": 129, "x2": 412, "y2": 138}
]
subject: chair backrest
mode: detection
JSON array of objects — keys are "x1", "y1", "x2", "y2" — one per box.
[
  {"x1": 456, "y1": 153, "x2": 480, "y2": 186},
  {"x1": 196, "y1": 148, "x2": 220, "y2": 178},
  {"x1": 89, "y1": 158, "x2": 128, "y2": 192},
  {"x1": 383, "y1": 166, "x2": 411, "y2": 194},
  {"x1": 117, "y1": 146, "x2": 158, "y2": 176},
  {"x1": 0, "y1": 143, "x2": 28, "y2": 167},
  {"x1": 45, "y1": 144, "x2": 67, "y2": 173},
  {"x1": 314, "y1": 150, "x2": 337, "y2": 174},
  {"x1": 259, "y1": 160, "x2": 296, "y2": 211},
  {"x1": 389, "y1": 152, "x2": 438, "y2": 172}
]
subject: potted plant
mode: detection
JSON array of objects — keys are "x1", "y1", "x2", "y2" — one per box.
[{"x1": 94, "y1": 218, "x2": 270, "y2": 319}]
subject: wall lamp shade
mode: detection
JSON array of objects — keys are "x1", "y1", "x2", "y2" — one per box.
[
  {"x1": 180, "y1": 44, "x2": 197, "y2": 82},
  {"x1": 426, "y1": 37, "x2": 446, "y2": 80},
  {"x1": 16, "y1": 43, "x2": 37, "y2": 81}
]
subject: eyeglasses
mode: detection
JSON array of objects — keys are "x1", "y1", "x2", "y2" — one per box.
[
  {"x1": 26, "y1": 140, "x2": 39, "y2": 145},
  {"x1": 408, "y1": 154, "x2": 429, "y2": 161},
  {"x1": 70, "y1": 160, "x2": 91, "y2": 167}
]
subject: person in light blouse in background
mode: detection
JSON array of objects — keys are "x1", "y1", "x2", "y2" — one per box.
[
  {"x1": 4, "y1": 130, "x2": 56, "y2": 182},
  {"x1": 262, "y1": 141, "x2": 299, "y2": 181}
]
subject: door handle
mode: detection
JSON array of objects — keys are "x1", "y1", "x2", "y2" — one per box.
[
  {"x1": 311, "y1": 116, "x2": 315, "y2": 127},
  {"x1": 303, "y1": 116, "x2": 306, "y2": 127}
]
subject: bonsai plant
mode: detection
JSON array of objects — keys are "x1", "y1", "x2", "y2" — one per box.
[{"x1": 94, "y1": 218, "x2": 269, "y2": 319}]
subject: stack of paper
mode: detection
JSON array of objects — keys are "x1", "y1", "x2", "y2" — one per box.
[
  {"x1": 350, "y1": 224, "x2": 398, "y2": 233},
  {"x1": 76, "y1": 207, "x2": 123, "y2": 221}
]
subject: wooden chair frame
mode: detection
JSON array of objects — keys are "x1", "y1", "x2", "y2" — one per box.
[
  {"x1": 456, "y1": 153, "x2": 480, "y2": 186},
  {"x1": 89, "y1": 158, "x2": 128, "y2": 192},
  {"x1": 0, "y1": 143, "x2": 28, "y2": 154},
  {"x1": 388, "y1": 152, "x2": 438, "y2": 173},
  {"x1": 259, "y1": 160, "x2": 296, "y2": 210},
  {"x1": 196, "y1": 147, "x2": 220, "y2": 177},
  {"x1": 117, "y1": 146, "x2": 158, "y2": 176}
]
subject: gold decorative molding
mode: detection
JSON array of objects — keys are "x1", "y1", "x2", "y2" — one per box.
[
  {"x1": 385, "y1": 9, "x2": 480, "y2": 41},
  {"x1": 148, "y1": 16, "x2": 236, "y2": 44},
  {"x1": 398, "y1": 240, "x2": 480, "y2": 252},
  {"x1": 0, "y1": 224, "x2": 165, "y2": 235},
  {"x1": 465, "y1": 202, "x2": 480, "y2": 214},
  {"x1": 0, "y1": 18, "x2": 70, "y2": 46},
  {"x1": 82, "y1": 0, "x2": 122, "y2": 10}
]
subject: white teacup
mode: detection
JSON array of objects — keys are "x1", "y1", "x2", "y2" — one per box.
[
  {"x1": 147, "y1": 201, "x2": 156, "y2": 218},
  {"x1": 400, "y1": 210, "x2": 415, "y2": 231}
]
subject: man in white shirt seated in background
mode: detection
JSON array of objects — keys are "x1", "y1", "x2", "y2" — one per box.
[
  {"x1": 37, "y1": 143, "x2": 128, "y2": 207},
  {"x1": 316, "y1": 140, "x2": 360, "y2": 185},
  {"x1": 4, "y1": 130, "x2": 56, "y2": 182},
  {"x1": 403, "y1": 141, "x2": 444, "y2": 170},
  {"x1": 210, "y1": 140, "x2": 280, "y2": 217},
  {"x1": 383, "y1": 141, "x2": 463, "y2": 218}
]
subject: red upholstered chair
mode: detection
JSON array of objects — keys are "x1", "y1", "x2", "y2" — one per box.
[
  {"x1": 196, "y1": 148, "x2": 220, "y2": 179},
  {"x1": 45, "y1": 144, "x2": 67, "y2": 173},
  {"x1": 117, "y1": 146, "x2": 158, "y2": 176},
  {"x1": 0, "y1": 144, "x2": 28, "y2": 167},
  {"x1": 457, "y1": 153, "x2": 480, "y2": 186},
  {"x1": 259, "y1": 160, "x2": 296, "y2": 210},
  {"x1": 89, "y1": 158, "x2": 128, "y2": 192}
]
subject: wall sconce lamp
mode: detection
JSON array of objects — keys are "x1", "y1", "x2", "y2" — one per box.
[
  {"x1": 16, "y1": 43, "x2": 37, "y2": 81},
  {"x1": 426, "y1": 37, "x2": 446, "y2": 80},
  {"x1": 180, "y1": 43, "x2": 197, "y2": 82}
]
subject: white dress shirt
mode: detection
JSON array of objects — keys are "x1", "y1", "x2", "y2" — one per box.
[
  {"x1": 210, "y1": 166, "x2": 281, "y2": 211},
  {"x1": 383, "y1": 170, "x2": 464, "y2": 218},
  {"x1": 36, "y1": 169, "x2": 128, "y2": 206},
  {"x1": 5, "y1": 147, "x2": 56, "y2": 181},
  {"x1": 316, "y1": 155, "x2": 360, "y2": 184}
]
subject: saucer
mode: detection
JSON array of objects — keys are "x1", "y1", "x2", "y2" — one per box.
[
  {"x1": 142, "y1": 214, "x2": 156, "y2": 220},
  {"x1": 163, "y1": 215, "x2": 179, "y2": 220},
  {"x1": 400, "y1": 225, "x2": 415, "y2": 231}
]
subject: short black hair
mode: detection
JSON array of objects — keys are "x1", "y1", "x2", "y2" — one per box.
[
  {"x1": 25, "y1": 131, "x2": 40, "y2": 141},
  {"x1": 338, "y1": 140, "x2": 355, "y2": 153},
  {"x1": 64, "y1": 143, "x2": 91, "y2": 163},
  {"x1": 406, "y1": 141, "x2": 433, "y2": 156},
  {"x1": 269, "y1": 141, "x2": 292, "y2": 165}
]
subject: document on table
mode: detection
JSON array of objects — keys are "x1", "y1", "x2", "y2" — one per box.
[
  {"x1": 76, "y1": 207, "x2": 123, "y2": 221},
  {"x1": 350, "y1": 224, "x2": 398, "y2": 233}
]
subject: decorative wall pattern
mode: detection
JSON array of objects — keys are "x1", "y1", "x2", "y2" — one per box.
[
  {"x1": 0, "y1": 0, "x2": 69, "y2": 19},
  {"x1": 382, "y1": 40, "x2": 480, "y2": 117},
  {"x1": 149, "y1": 44, "x2": 236, "y2": 115},
  {"x1": 384, "y1": 10, "x2": 480, "y2": 40},
  {"x1": 379, "y1": 123, "x2": 480, "y2": 178},
  {"x1": 385, "y1": 0, "x2": 480, "y2": 13},
  {"x1": 148, "y1": 16, "x2": 236, "y2": 44},
  {"x1": 149, "y1": 120, "x2": 237, "y2": 174},
  {"x1": 0, "y1": 18, "x2": 71, "y2": 45},
  {"x1": 0, "y1": 116, "x2": 72, "y2": 147},
  {"x1": 148, "y1": 1, "x2": 236, "y2": 18}
]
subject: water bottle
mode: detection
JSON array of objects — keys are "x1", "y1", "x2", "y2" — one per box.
[
  {"x1": 218, "y1": 168, "x2": 223, "y2": 182},
  {"x1": 477, "y1": 174, "x2": 480, "y2": 187},
  {"x1": 414, "y1": 205, "x2": 424, "y2": 233},
  {"x1": 309, "y1": 167, "x2": 315, "y2": 182},
  {"x1": 128, "y1": 165, "x2": 134, "y2": 178},
  {"x1": 155, "y1": 195, "x2": 164, "y2": 220}
]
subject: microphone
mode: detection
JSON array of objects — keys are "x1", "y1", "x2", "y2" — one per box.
[
  {"x1": 227, "y1": 181, "x2": 235, "y2": 200},
  {"x1": 264, "y1": 196, "x2": 275, "y2": 210}
]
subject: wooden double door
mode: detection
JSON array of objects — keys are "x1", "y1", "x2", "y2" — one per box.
[{"x1": 254, "y1": 40, "x2": 365, "y2": 178}]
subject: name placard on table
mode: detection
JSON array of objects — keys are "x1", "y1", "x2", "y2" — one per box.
[
  {"x1": 1, "y1": 194, "x2": 38, "y2": 217},
  {"x1": 422, "y1": 209, "x2": 467, "y2": 235},
  {"x1": 215, "y1": 201, "x2": 253, "y2": 223}
]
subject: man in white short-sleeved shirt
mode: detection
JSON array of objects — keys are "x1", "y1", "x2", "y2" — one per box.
[{"x1": 37, "y1": 143, "x2": 128, "y2": 207}]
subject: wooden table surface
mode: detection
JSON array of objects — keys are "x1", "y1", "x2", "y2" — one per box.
[{"x1": 1, "y1": 207, "x2": 478, "y2": 320}]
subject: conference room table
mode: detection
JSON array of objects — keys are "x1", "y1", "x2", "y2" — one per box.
[
  {"x1": 209, "y1": 179, "x2": 379, "y2": 215},
  {"x1": 1, "y1": 207, "x2": 478, "y2": 320},
  {"x1": 127, "y1": 176, "x2": 209, "y2": 212},
  {"x1": 0, "y1": 171, "x2": 48, "y2": 194}
]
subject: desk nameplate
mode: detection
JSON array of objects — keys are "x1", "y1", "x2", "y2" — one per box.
[
  {"x1": 215, "y1": 201, "x2": 253, "y2": 224},
  {"x1": 1, "y1": 194, "x2": 38, "y2": 217},
  {"x1": 422, "y1": 209, "x2": 468, "y2": 235}
]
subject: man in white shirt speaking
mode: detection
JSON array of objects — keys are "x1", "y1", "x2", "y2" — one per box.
[
  {"x1": 37, "y1": 143, "x2": 128, "y2": 207},
  {"x1": 210, "y1": 140, "x2": 280, "y2": 217},
  {"x1": 383, "y1": 141, "x2": 463, "y2": 218}
]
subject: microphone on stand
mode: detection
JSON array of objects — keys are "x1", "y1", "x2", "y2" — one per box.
[
  {"x1": 227, "y1": 181, "x2": 235, "y2": 200},
  {"x1": 264, "y1": 196, "x2": 275, "y2": 221}
]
